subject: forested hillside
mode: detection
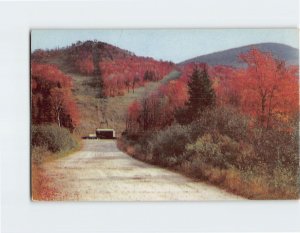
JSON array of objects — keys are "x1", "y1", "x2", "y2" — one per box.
[{"x1": 31, "y1": 40, "x2": 175, "y2": 136}]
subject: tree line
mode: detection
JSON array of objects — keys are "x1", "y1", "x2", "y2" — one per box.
[{"x1": 126, "y1": 48, "x2": 298, "y2": 134}]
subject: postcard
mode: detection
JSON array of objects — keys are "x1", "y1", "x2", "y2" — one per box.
[{"x1": 31, "y1": 29, "x2": 299, "y2": 201}]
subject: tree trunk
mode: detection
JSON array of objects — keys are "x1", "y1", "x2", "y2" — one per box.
[
  {"x1": 261, "y1": 94, "x2": 266, "y2": 127},
  {"x1": 266, "y1": 88, "x2": 275, "y2": 129},
  {"x1": 57, "y1": 109, "x2": 61, "y2": 127}
]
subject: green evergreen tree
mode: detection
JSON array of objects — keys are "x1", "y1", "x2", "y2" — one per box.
[{"x1": 187, "y1": 65, "x2": 215, "y2": 117}]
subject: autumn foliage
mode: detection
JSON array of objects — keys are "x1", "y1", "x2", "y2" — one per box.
[
  {"x1": 76, "y1": 58, "x2": 94, "y2": 75},
  {"x1": 100, "y1": 57, "x2": 174, "y2": 96},
  {"x1": 31, "y1": 41, "x2": 299, "y2": 200},
  {"x1": 31, "y1": 63, "x2": 79, "y2": 131},
  {"x1": 126, "y1": 78, "x2": 188, "y2": 133},
  {"x1": 33, "y1": 41, "x2": 175, "y2": 97},
  {"x1": 122, "y1": 49, "x2": 299, "y2": 199},
  {"x1": 214, "y1": 48, "x2": 299, "y2": 128},
  {"x1": 70, "y1": 42, "x2": 175, "y2": 97},
  {"x1": 160, "y1": 49, "x2": 298, "y2": 130}
]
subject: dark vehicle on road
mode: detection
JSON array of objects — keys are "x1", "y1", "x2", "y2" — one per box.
[{"x1": 96, "y1": 129, "x2": 116, "y2": 139}]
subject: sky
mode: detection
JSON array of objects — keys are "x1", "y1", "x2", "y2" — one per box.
[{"x1": 31, "y1": 29, "x2": 299, "y2": 63}]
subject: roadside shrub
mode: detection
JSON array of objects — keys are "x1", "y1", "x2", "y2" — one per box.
[
  {"x1": 189, "y1": 107, "x2": 249, "y2": 142},
  {"x1": 186, "y1": 133, "x2": 254, "y2": 169},
  {"x1": 32, "y1": 124, "x2": 78, "y2": 153},
  {"x1": 272, "y1": 166, "x2": 297, "y2": 190},
  {"x1": 223, "y1": 168, "x2": 244, "y2": 192},
  {"x1": 213, "y1": 107, "x2": 249, "y2": 141},
  {"x1": 148, "y1": 124, "x2": 192, "y2": 166},
  {"x1": 31, "y1": 145, "x2": 52, "y2": 164},
  {"x1": 186, "y1": 134, "x2": 224, "y2": 168},
  {"x1": 251, "y1": 127, "x2": 299, "y2": 172}
]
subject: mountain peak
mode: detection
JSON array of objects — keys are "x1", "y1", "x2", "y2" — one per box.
[{"x1": 180, "y1": 43, "x2": 299, "y2": 67}]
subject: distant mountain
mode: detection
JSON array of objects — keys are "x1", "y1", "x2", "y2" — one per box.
[{"x1": 180, "y1": 43, "x2": 299, "y2": 67}]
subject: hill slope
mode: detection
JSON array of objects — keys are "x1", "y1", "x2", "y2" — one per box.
[
  {"x1": 180, "y1": 43, "x2": 299, "y2": 67},
  {"x1": 32, "y1": 40, "x2": 135, "y2": 62},
  {"x1": 31, "y1": 40, "x2": 176, "y2": 135},
  {"x1": 31, "y1": 40, "x2": 140, "y2": 74}
]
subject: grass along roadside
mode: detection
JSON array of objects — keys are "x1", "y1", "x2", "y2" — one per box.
[{"x1": 31, "y1": 124, "x2": 82, "y2": 200}]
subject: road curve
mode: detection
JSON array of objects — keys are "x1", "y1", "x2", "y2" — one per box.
[{"x1": 42, "y1": 140, "x2": 243, "y2": 201}]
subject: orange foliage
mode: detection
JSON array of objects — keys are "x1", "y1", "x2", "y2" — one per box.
[
  {"x1": 75, "y1": 58, "x2": 94, "y2": 75},
  {"x1": 239, "y1": 49, "x2": 298, "y2": 127},
  {"x1": 126, "y1": 78, "x2": 188, "y2": 132},
  {"x1": 31, "y1": 164, "x2": 58, "y2": 200},
  {"x1": 213, "y1": 48, "x2": 299, "y2": 128},
  {"x1": 31, "y1": 63, "x2": 80, "y2": 130},
  {"x1": 126, "y1": 100, "x2": 142, "y2": 133},
  {"x1": 100, "y1": 57, "x2": 174, "y2": 97}
]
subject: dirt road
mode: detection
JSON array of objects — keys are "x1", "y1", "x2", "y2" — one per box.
[{"x1": 42, "y1": 140, "x2": 243, "y2": 201}]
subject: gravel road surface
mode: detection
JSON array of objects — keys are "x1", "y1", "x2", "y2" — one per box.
[{"x1": 42, "y1": 140, "x2": 243, "y2": 201}]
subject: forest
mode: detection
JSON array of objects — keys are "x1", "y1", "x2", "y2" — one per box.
[
  {"x1": 121, "y1": 48, "x2": 299, "y2": 199},
  {"x1": 31, "y1": 40, "x2": 299, "y2": 199}
]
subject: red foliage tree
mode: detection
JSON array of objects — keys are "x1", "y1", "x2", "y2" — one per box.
[
  {"x1": 238, "y1": 48, "x2": 298, "y2": 128},
  {"x1": 126, "y1": 78, "x2": 188, "y2": 133},
  {"x1": 211, "y1": 65, "x2": 242, "y2": 107},
  {"x1": 75, "y1": 58, "x2": 94, "y2": 75},
  {"x1": 100, "y1": 57, "x2": 174, "y2": 97},
  {"x1": 212, "y1": 48, "x2": 299, "y2": 128},
  {"x1": 31, "y1": 63, "x2": 79, "y2": 131},
  {"x1": 126, "y1": 100, "x2": 142, "y2": 133}
]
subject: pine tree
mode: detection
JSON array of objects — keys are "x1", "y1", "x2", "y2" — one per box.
[{"x1": 186, "y1": 65, "x2": 215, "y2": 117}]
